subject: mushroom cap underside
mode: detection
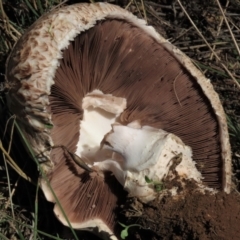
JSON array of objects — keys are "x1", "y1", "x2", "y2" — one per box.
[{"x1": 5, "y1": 2, "x2": 231, "y2": 238}]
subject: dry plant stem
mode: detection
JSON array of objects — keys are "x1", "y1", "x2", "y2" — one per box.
[
  {"x1": 146, "y1": 6, "x2": 172, "y2": 28},
  {"x1": 32, "y1": 0, "x2": 38, "y2": 10},
  {"x1": 125, "y1": 0, "x2": 133, "y2": 10},
  {"x1": 58, "y1": 145, "x2": 93, "y2": 172},
  {"x1": 3, "y1": 116, "x2": 16, "y2": 218},
  {"x1": 209, "y1": 0, "x2": 229, "y2": 61},
  {"x1": 0, "y1": 0, "x2": 9, "y2": 30},
  {"x1": 216, "y1": 0, "x2": 240, "y2": 56},
  {"x1": 7, "y1": 116, "x2": 15, "y2": 153},
  {"x1": 8, "y1": 23, "x2": 22, "y2": 37},
  {"x1": 3, "y1": 115, "x2": 15, "y2": 138},
  {"x1": 180, "y1": 41, "x2": 231, "y2": 51},
  {"x1": 33, "y1": 181, "x2": 40, "y2": 240},
  {"x1": 133, "y1": 0, "x2": 144, "y2": 19},
  {"x1": 176, "y1": 0, "x2": 240, "y2": 89},
  {"x1": 1, "y1": 36, "x2": 9, "y2": 50},
  {"x1": 170, "y1": 26, "x2": 194, "y2": 43},
  {"x1": 146, "y1": 2, "x2": 176, "y2": 9},
  {"x1": 141, "y1": 0, "x2": 148, "y2": 23},
  {"x1": 147, "y1": 5, "x2": 166, "y2": 17},
  {"x1": 228, "y1": 18, "x2": 240, "y2": 32},
  {"x1": 40, "y1": 144, "x2": 93, "y2": 172},
  {"x1": 2, "y1": 154, "x2": 15, "y2": 219},
  {"x1": 5, "y1": 179, "x2": 19, "y2": 212},
  {"x1": 50, "y1": 0, "x2": 69, "y2": 11},
  {"x1": 0, "y1": 0, "x2": 18, "y2": 42},
  {"x1": 0, "y1": 19, "x2": 22, "y2": 38},
  {"x1": 0, "y1": 141, "x2": 34, "y2": 184}
]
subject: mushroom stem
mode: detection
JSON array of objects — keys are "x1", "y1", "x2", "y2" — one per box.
[
  {"x1": 96, "y1": 123, "x2": 214, "y2": 202},
  {"x1": 76, "y1": 89, "x2": 127, "y2": 164},
  {"x1": 77, "y1": 90, "x2": 215, "y2": 202}
]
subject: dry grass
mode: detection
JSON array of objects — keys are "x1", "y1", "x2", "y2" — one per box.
[{"x1": 0, "y1": 0, "x2": 240, "y2": 239}]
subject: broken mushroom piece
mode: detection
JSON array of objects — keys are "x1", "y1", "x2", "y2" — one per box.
[
  {"x1": 97, "y1": 122, "x2": 215, "y2": 202},
  {"x1": 5, "y1": 2, "x2": 231, "y2": 239},
  {"x1": 77, "y1": 90, "x2": 127, "y2": 164}
]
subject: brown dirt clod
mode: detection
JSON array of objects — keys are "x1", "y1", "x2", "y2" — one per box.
[{"x1": 123, "y1": 182, "x2": 240, "y2": 240}]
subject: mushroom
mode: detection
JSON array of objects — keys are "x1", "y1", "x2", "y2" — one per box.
[{"x1": 5, "y1": 2, "x2": 231, "y2": 239}]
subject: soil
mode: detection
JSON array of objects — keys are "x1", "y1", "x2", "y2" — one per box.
[{"x1": 122, "y1": 184, "x2": 240, "y2": 240}]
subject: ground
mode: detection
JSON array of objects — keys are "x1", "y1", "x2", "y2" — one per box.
[
  {"x1": 0, "y1": 0, "x2": 240, "y2": 239},
  {"x1": 123, "y1": 183, "x2": 240, "y2": 240}
]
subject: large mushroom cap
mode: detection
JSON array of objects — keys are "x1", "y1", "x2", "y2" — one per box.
[{"x1": 6, "y1": 2, "x2": 231, "y2": 238}]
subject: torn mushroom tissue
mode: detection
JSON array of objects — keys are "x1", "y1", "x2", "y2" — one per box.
[{"x1": 77, "y1": 90, "x2": 204, "y2": 203}]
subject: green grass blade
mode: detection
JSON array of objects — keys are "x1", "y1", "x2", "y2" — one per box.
[
  {"x1": 23, "y1": 0, "x2": 39, "y2": 17},
  {"x1": 14, "y1": 120, "x2": 79, "y2": 240},
  {"x1": 34, "y1": 181, "x2": 40, "y2": 240},
  {"x1": 36, "y1": 0, "x2": 44, "y2": 15},
  {"x1": 16, "y1": 226, "x2": 26, "y2": 240},
  {"x1": 0, "y1": 233, "x2": 9, "y2": 240}
]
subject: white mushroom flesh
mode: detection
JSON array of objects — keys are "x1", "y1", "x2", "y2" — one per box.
[
  {"x1": 76, "y1": 89, "x2": 127, "y2": 163},
  {"x1": 96, "y1": 123, "x2": 205, "y2": 202},
  {"x1": 77, "y1": 90, "x2": 211, "y2": 203}
]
